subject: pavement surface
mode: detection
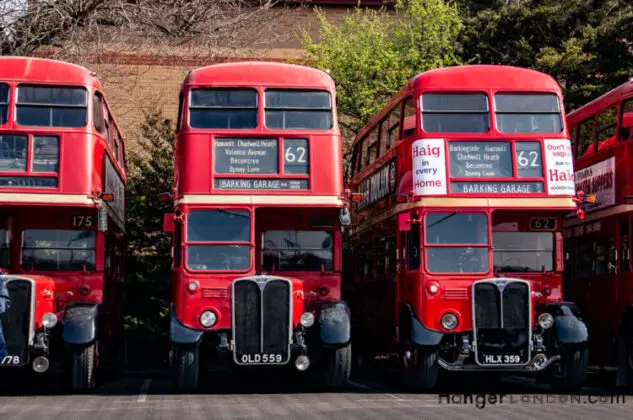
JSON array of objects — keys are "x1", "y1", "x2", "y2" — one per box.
[{"x1": 0, "y1": 371, "x2": 631, "y2": 419}]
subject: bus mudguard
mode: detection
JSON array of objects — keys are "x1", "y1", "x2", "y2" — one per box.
[
  {"x1": 170, "y1": 306, "x2": 203, "y2": 345},
  {"x1": 63, "y1": 303, "x2": 99, "y2": 345},
  {"x1": 402, "y1": 304, "x2": 443, "y2": 346},
  {"x1": 316, "y1": 301, "x2": 351, "y2": 346},
  {"x1": 538, "y1": 302, "x2": 588, "y2": 345}
]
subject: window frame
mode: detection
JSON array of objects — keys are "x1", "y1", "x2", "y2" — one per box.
[
  {"x1": 15, "y1": 84, "x2": 88, "y2": 128},
  {"x1": 0, "y1": 82, "x2": 9, "y2": 126},
  {"x1": 619, "y1": 98, "x2": 633, "y2": 142},
  {"x1": 494, "y1": 92, "x2": 563, "y2": 134},
  {"x1": 184, "y1": 208, "x2": 252, "y2": 273},
  {"x1": 423, "y1": 211, "x2": 490, "y2": 275},
  {"x1": 595, "y1": 106, "x2": 618, "y2": 148},
  {"x1": 20, "y1": 228, "x2": 97, "y2": 272},
  {"x1": 576, "y1": 116, "x2": 596, "y2": 158},
  {"x1": 260, "y1": 229, "x2": 334, "y2": 272},
  {"x1": 188, "y1": 88, "x2": 258, "y2": 130},
  {"x1": 0, "y1": 133, "x2": 60, "y2": 176},
  {"x1": 492, "y1": 231, "x2": 555, "y2": 273},
  {"x1": 263, "y1": 89, "x2": 333, "y2": 130}
]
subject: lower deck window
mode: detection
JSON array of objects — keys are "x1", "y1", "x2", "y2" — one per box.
[
  {"x1": 493, "y1": 232, "x2": 554, "y2": 272},
  {"x1": 262, "y1": 230, "x2": 333, "y2": 271},
  {"x1": 0, "y1": 229, "x2": 8, "y2": 267},
  {"x1": 21, "y1": 229, "x2": 96, "y2": 271}
]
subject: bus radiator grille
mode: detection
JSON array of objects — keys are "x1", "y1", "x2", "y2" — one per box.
[
  {"x1": 232, "y1": 278, "x2": 291, "y2": 365},
  {"x1": 0, "y1": 279, "x2": 32, "y2": 366},
  {"x1": 472, "y1": 280, "x2": 530, "y2": 365}
]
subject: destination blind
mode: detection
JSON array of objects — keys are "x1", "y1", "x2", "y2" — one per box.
[
  {"x1": 448, "y1": 141, "x2": 544, "y2": 194},
  {"x1": 214, "y1": 138, "x2": 309, "y2": 190}
]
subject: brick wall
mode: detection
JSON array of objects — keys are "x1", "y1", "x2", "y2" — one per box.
[{"x1": 88, "y1": 5, "x2": 395, "y2": 151}]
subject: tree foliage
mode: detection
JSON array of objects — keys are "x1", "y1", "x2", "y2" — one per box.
[
  {"x1": 459, "y1": 0, "x2": 633, "y2": 110},
  {"x1": 123, "y1": 110, "x2": 175, "y2": 369},
  {"x1": 302, "y1": 0, "x2": 463, "y2": 150}
]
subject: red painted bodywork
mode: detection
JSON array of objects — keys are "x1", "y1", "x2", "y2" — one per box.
[
  {"x1": 171, "y1": 62, "x2": 344, "y2": 332},
  {"x1": 564, "y1": 80, "x2": 633, "y2": 366},
  {"x1": 348, "y1": 65, "x2": 577, "y2": 353},
  {"x1": 0, "y1": 57, "x2": 126, "y2": 354}
]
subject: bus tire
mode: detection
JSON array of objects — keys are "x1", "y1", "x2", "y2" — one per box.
[
  {"x1": 404, "y1": 345, "x2": 438, "y2": 391},
  {"x1": 71, "y1": 344, "x2": 97, "y2": 392},
  {"x1": 171, "y1": 345, "x2": 199, "y2": 392},
  {"x1": 550, "y1": 347, "x2": 588, "y2": 393},
  {"x1": 616, "y1": 320, "x2": 633, "y2": 390},
  {"x1": 321, "y1": 344, "x2": 352, "y2": 389}
]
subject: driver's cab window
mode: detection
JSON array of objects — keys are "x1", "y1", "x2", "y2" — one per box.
[{"x1": 185, "y1": 209, "x2": 251, "y2": 271}]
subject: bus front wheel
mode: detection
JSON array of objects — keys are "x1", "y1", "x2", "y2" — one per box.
[
  {"x1": 616, "y1": 320, "x2": 633, "y2": 390},
  {"x1": 320, "y1": 343, "x2": 352, "y2": 389},
  {"x1": 71, "y1": 343, "x2": 97, "y2": 392},
  {"x1": 171, "y1": 345, "x2": 199, "y2": 392},
  {"x1": 550, "y1": 347, "x2": 588, "y2": 393},
  {"x1": 404, "y1": 344, "x2": 438, "y2": 391}
]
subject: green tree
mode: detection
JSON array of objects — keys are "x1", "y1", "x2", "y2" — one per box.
[
  {"x1": 302, "y1": 0, "x2": 463, "y2": 159},
  {"x1": 459, "y1": 0, "x2": 633, "y2": 110},
  {"x1": 123, "y1": 109, "x2": 175, "y2": 369}
]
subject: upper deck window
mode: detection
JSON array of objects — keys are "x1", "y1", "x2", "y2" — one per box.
[
  {"x1": 421, "y1": 93, "x2": 490, "y2": 133},
  {"x1": 262, "y1": 230, "x2": 333, "y2": 271},
  {"x1": 21, "y1": 229, "x2": 96, "y2": 271},
  {"x1": 186, "y1": 209, "x2": 250, "y2": 271},
  {"x1": 0, "y1": 134, "x2": 27, "y2": 171},
  {"x1": 494, "y1": 93, "x2": 562, "y2": 134},
  {"x1": 16, "y1": 85, "x2": 87, "y2": 128},
  {"x1": 189, "y1": 89, "x2": 257, "y2": 129},
  {"x1": 264, "y1": 90, "x2": 332, "y2": 130},
  {"x1": 0, "y1": 83, "x2": 8, "y2": 125}
]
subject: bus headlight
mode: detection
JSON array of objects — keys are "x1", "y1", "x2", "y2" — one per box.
[
  {"x1": 42, "y1": 312, "x2": 57, "y2": 329},
  {"x1": 441, "y1": 313, "x2": 458, "y2": 330},
  {"x1": 538, "y1": 313, "x2": 554, "y2": 330},
  {"x1": 300, "y1": 312, "x2": 315, "y2": 328},
  {"x1": 200, "y1": 311, "x2": 217, "y2": 328}
]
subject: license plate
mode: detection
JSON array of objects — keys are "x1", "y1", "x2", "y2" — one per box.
[
  {"x1": 238, "y1": 353, "x2": 285, "y2": 364},
  {"x1": 481, "y1": 354, "x2": 522, "y2": 365}
]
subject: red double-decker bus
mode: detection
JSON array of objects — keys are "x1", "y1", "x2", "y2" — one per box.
[
  {"x1": 563, "y1": 79, "x2": 633, "y2": 389},
  {"x1": 347, "y1": 65, "x2": 589, "y2": 391},
  {"x1": 0, "y1": 57, "x2": 126, "y2": 391},
  {"x1": 163, "y1": 62, "x2": 351, "y2": 390}
]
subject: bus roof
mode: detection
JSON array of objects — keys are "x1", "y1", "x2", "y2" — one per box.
[
  {"x1": 182, "y1": 61, "x2": 335, "y2": 90},
  {"x1": 354, "y1": 65, "x2": 561, "y2": 144},
  {"x1": 0, "y1": 56, "x2": 101, "y2": 89},
  {"x1": 568, "y1": 80, "x2": 633, "y2": 126},
  {"x1": 408, "y1": 65, "x2": 561, "y2": 92}
]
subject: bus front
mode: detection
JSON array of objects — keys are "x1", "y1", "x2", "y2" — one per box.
[
  {"x1": 399, "y1": 68, "x2": 588, "y2": 392},
  {"x1": 166, "y1": 62, "x2": 351, "y2": 391}
]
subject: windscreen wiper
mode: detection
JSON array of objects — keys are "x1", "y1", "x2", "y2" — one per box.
[{"x1": 426, "y1": 211, "x2": 457, "y2": 229}]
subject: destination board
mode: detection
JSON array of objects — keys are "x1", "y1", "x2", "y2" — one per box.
[
  {"x1": 214, "y1": 178, "x2": 308, "y2": 190},
  {"x1": 0, "y1": 176, "x2": 57, "y2": 188},
  {"x1": 449, "y1": 142, "x2": 512, "y2": 178},
  {"x1": 214, "y1": 138, "x2": 279, "y2": 175},
  {"x1": 450, "y1": 182, "x2": 544, "y2": 194}
]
